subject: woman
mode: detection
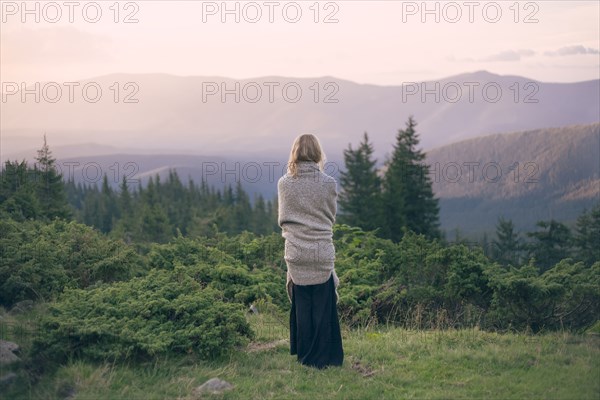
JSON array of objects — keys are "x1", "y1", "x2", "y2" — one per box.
[{"x1": 277, "y1": 133, "x2": 344, "y2": 369}]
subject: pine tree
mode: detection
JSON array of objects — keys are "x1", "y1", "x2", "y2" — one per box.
[
  {"x1": 526, "y1": 220, "x2": 573, "y2": 271},
  {"x1": 34, "y1": 134, "x2": 70, "y2": 219},
  {"x1": 492, "y1": 217, "x2": 522, "y2": 266},
  {"x1": 140, "y1": 203, "x2": 171, "y2": 243},
  {"x1": 382, "y1": 117, "x2": 440, "y2": 241},
  {"x1": 266, "y1": 198, "x2": 279, "y2": 232},
  {"x1": 481, "y1": 232, "x2": 491, "y2": 258},
  {"x1": 338, "y1": 132, "x2": 383, "y2": 231},
  {"x1": 252, "y1": 194, "x2": 269, "y2": 234},
  {"x1": 81, "y1": 183, "x2": 101, "y2": 228},
  {"x1": 0, "y1": 160, "x2": 41, "y2": 220},
  {"x1": 99, "y1": 175, "x2": 118, "y2": 233},
  {"x1": 119, "y1": 176, "x2": 133, "y2": 216},
  {"x1": 114, "y1": 175, "x2": 135, "y2": 243},
  {"x1": 573, "y1": 204, "x2": 600, "y2": 266},
  {"x1": 138, "y1": 175, "x2": 171, "y2": 242},
  {"x1": 233, "y1": 181, "x2": 252, "y2": 233}
]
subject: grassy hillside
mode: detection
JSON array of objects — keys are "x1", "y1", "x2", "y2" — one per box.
[{"x1": 2, "y1": 309, "x2": 599, "y2": 400}]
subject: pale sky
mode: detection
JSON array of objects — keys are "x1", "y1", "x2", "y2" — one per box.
[{"x1": 1, "y1": 0, "x2": 599, "y2": 85}]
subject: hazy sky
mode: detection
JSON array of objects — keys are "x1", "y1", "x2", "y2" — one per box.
[{"x1": 1, "y1": 1, "x2": 599, "y2": 85}]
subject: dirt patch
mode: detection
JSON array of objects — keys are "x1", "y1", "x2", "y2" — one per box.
[
  {"x1": 246, "y1": 339, "x2": 288, "y2": 353},
  {"x1": 349, "y1": 357, "x2": 376, "y2": 377}
]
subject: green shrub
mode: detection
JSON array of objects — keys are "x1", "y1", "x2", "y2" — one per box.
[
  {"x1": 0, "y1": 219, "x2": 144, "y2": 306},
  {"x1": 486, "y1": 259, "x2": 600, "y2": 332},
  {"x1": 32, "y1": 267, "x2": 253, "y2": 363},
  {"x1": 199, "y1": 231, "x2": 285, "y2": 270},
  {"x1": 373, "y1": 242, "x2": 493, "y2": 329},
  {"x1": 148, "y1": 235, "x2": 287, "y2": 308},
  {"x1": 332, "y1": 226, "x2": 494, "y2": 329},
  {"x1": 332, "y1": 225, "x2": 392, "y2": 326}
]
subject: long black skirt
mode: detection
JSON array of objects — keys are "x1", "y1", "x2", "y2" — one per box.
[{"x1": 289, "y1": 274, "x2": 344, "y2": 369}]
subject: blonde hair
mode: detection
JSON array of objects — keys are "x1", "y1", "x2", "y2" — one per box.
[{"x1": 287, "y1": 133, "x2": 326, "y2": 177}]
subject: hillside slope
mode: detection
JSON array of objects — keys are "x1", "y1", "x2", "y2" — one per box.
[{"x1": 426, "y1": 123, "x2": 600, "y2": 236}]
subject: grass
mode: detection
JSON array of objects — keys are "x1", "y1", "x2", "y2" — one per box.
[{"x1": 1, "y1": 308, "x2": 599, "y2": 400}]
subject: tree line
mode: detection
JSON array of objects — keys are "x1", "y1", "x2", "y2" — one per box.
[
  {"x1": 1, "y1": 123, "x2": 598, "y2": 269},
  {"x1": 1, "y1": 136, "x2": 279, "y2": 249}
]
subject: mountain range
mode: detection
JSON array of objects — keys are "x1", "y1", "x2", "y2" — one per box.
[{"x1": 2, "y1": 71, "x2": 599, "y2": 161}]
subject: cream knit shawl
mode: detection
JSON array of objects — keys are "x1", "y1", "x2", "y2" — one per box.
[{"x1": 277, "y1": 161, "x2": 340, "y2": 303}]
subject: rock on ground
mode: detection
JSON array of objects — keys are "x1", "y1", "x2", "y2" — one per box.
[
  {"x1": 9, "y1": 300, "x2": 34, "y2": 315},
  {"x1": 0, "y1": 340, "x2": 20, "y2": 365},
  {"x1": 246, "y1": 339, "x2": 288, "y2": 352},
  {"x1": 192, "y1": 378, "x2": 234, "y2": 396}
]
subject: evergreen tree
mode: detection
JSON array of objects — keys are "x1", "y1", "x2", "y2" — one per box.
[
  {"x1": 338, "y1": 132, "x2": 383, "y2": 231},
  {"x1": 382, "y1": 117, "x2": 440, "y2": 241},
  {"x1": 81, "y1": 184, "x2": 101, "y2": 228},
  {"x1": 140, "y1": 203, "x2": 171, "y2": 243},
  {"x1": 526, "y1": 220, "x2": 572, "y2": 271},
  {"x1": 266, "y1": 198, "x2": 279, "y2": 232},
  {"x1": 140, "y1": 175, "x2": 171, "y2": 242},
  {"x1": 99, "y1": 175, "x2": 118, "y2": 233},
  {"x1": 574, "y1": 204, "x2": 600, "y2": 266},
  {"x1": 114, "y1": 175, "x2": 135, "y2": 243},
  {"x1": 64, "y1": 177, "x2": 81, "y2": 210},
  {"x1": 223, "y1": 185, "x2": 234, "y2": 207},
  {"x1": 119, "y1": 176, "x2": 133, "y2": 216},
  {"x1": 252, "y1": 194, "x2": 269, "y2": 234},
  {"x1": 33, "y1": 134, "x2": 70, "y2": 219},
  {"x1": 233, "y1": 181, "x2": 252, "y2": 233},
  {"x1": 481, "y1": 232, "x2": 491, "y2": 258},
  {"x1": 492, "y1": 217, "x2": 522, "y2": 266},
  {"x1": 0, "y1": 160, "x2": 41, "y2": 220}
]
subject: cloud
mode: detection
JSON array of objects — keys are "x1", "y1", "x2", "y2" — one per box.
[
  {"x1": 482, "y1": 49, "x2": 536, "y2": 62},
  {"x1": 544, "y1": 45, "x2": 600, "y2": 57},
  {"x1": 446, "y1": 55, "x2": 475, "y2": 63},
  {"x1": 447, "y1": 50, "x2": 535, "y2": 63}
]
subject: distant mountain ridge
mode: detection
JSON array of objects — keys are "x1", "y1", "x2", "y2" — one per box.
[
  {"x1": 2, "y1": 71, "x2": 598, "y2": 161},
  {"x1": 426, "y1": 123, "x2": 599, "y2": 236}
]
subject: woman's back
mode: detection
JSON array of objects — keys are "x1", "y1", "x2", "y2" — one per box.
[{"x1": 277, "y1": 160, "x2": 337, "y2": 244}]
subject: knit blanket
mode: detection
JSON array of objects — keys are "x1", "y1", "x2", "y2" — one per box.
[{"x1": 277, "y1": 161, "x2": 340, "y2": 303}]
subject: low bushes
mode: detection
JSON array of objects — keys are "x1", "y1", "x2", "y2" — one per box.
[
  {"x1": 8, "y1": 221, "x2": 598, "y2": 368},
  {"x1": 148, "y1": 235, "x2": 287, "y2": 308},
  {"x1": 0, "y1": 219, "x2": 144, "y2": 307},
  {"x1": 486, "y1": 259, "x2": 600, "y2": 331},
  {"x1": 332, "y1": 225, "x2": 599, "y2": 332},
  {"x1": 32, "y1": 267, "x2": 253, "y2": 362}
]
